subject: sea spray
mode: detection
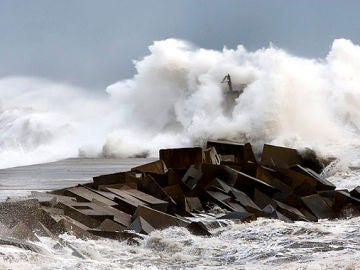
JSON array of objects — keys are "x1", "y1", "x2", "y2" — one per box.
[{"x1": 2, "y1": 39, "x2": 360, "y2": 168}]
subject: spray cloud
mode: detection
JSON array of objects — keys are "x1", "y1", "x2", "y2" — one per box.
[{"x1": 1, "y1": 38, "x2": 360, "y2": 168}]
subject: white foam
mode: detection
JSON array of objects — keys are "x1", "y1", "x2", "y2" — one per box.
[{"x1": 2, "y1": 39, "x2": 360, "y2": 168}]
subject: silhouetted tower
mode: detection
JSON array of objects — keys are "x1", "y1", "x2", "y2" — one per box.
[{"x1": 221, "y1": 74, "x2": 234, "y2": 92}]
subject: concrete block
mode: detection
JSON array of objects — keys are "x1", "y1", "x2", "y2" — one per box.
[
  {"x1": 93, "y1": 172, "x2": 127, "y2": 188},
  {"x1": 201, "y1": 164, "x2": 238, "y2": 187},
  {"x1": 10, "y1": 221, "x2": 40, "y2": 242},
  {"x1": 262, "y1": 204, "x2": 293, "y2": 222},
  {"x1": 160, "y1": 147, "x2": 203, "y2": 169},
  {"x1": 30, "y1": 191, "x2": 76, "y2": 207},
  {"x1": 204, "y1": 190, "x2": 234, "y2": 211},
  {"x1": 273, "y1": 200, "x2": 309, "y2": 221},
  {"x1": 103, "y1": 187, "x2": 148, "y2": 214},
  {"x1": 230, "y1": 189, "x2": 261, "y2": 212},
  {"x1": 167, "y1": 168, "x2": 186, "y2": 186},
  {"x1": 0, "y1": 237, "x2": 47, "y2": 254},
  {"x1": 256, "y1": 166, "x2": 293, "y2": 200},
  {"x1": 350, "y1": 186, "x2": 360, "y2": 199},
  {"x1": 53, "y1": 218, "x2": 98, "y2": 240},
  {"x1": 131, "y1": 160, "x2": 168, "y2": 174},
  {"x1": 185, "y1": 197, "x2": 203, "y2": 213},
  {"x1": 162, "y1": 184, "x2": 185, "y2": 207},
  {"x1": 261, "y1": 144, "x2": 303, "y2": 169},
  {"x1": 122, "y1": 189, "x2": 168, "y2": 212},
  {"x1": 301, "y1": 194, "x2": 336, "y2": 219},
  {"x1": 226, "y1": 201, "x2": 247, "y2": 212},
  {"x1": 139, "y1": 174, "x2": 173, "y2": 202},
  {"x1": 87, "y1": 230, "x2": 144, "y2": 244},
  {"x1": 339, "y1": 203, "x2": 360, "y2": 218},
  {"x1": 206, "y1": 139, "x2": 245, "y2": 164},
  {"x1": 203, "y1": 147, "x2": 221, "y2": 165},
  {"x1": 253, "y1": 188, "x2": 274, "y2": 209},
  {"x1": 64, "y1": 187, "x2": 118, "y2": 206},
  {"x1": 333, "y1": 190, "x2": 360, "y2": 213},
  {"x1": 217, "y1": 211, "x2": 256, "y2": 222},
  {"x1": 234, "y1": 170, "x2": 277, "y2": 197},
  {"x1": 186, "y1": 221, "x2": 212, "y2": 236},
  {"x1": 98, "y1": 182, "x2": 138, "y2": 190},
  {"x1": 0, "y1": 199, "x2": 58, "y2": 230},
  {"x1": 292, "y1": 165, "x2": 336, "y2": 191},
  {"x1": 132, "y1": 205, "x2": 188, "y2": 230},
  {"x1": 93, "y1": 171, "x2": 141, "y2": 189},
  {"x1": 182, "y1": 165, "x2": 203, "y2": 190},
  {"x1": 127, "y1": 216, "x2": 155, "y2": 235},
  {"x1": 59, "y1": 201, "x2": 114, "y2": 228},
  {"x1": 97, "y1": 219, "x2": 126, "y2": 232},
  {"x1": 82, "y1": 203, "x2": 131, "y2": 227}
]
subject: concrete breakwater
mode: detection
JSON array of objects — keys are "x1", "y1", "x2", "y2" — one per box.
[{"x1": 0, "y1": 139, "x2": 359, "y2": 254}]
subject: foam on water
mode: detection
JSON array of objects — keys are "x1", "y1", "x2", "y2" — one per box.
[
  {"x1": 2, "y1": 39, "x2": 360, "y2": 168},
  {"x1": 0, "y1": 216, "x2": 358, "y2": 269}
]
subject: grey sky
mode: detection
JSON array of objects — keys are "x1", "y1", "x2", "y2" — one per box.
[{"x1": 0, "y1": 0, "x2": 359, "y2": 90}]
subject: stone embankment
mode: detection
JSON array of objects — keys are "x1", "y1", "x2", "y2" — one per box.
[{"x1": 1, "y1": 140, "x2": 360, "y2": 249}]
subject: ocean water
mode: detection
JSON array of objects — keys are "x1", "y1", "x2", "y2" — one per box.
[{"x1": 0, "y1": 159, "x2": 359, "y2": 269}]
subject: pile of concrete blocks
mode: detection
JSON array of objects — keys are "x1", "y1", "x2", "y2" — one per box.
[{"x1": 1, "y1": 139, "x2": 360, "y2": 244}]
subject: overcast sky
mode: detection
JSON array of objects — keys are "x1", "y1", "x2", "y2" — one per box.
[{"x1": 1, "y1": 1, "x2": 359, "y2": 90}]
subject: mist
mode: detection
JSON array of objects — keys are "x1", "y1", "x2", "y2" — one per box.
[{"x1": 2, "y1": 38, "x2": 360, "y2": 168}]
